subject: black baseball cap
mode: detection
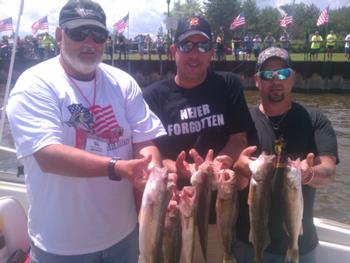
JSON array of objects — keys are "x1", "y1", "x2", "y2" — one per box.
[
  {"x1": 174, "y1": 15, "x2": 212, "y2": 44},
  {"x1": 59, "y1": 0, "x2": 107, "y2": 30}
]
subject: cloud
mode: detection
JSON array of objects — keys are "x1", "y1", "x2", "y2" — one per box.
[
  {"x1": 0, "y1": 0, "x2": 348, "y2": 39},
  {"x1": 0, "y1": 0, "x2": 167, "y2": 39}
]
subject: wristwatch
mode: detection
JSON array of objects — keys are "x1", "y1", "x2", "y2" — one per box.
[{"x1": 108, "y1": 157, "x2": 122, "y2": 181}]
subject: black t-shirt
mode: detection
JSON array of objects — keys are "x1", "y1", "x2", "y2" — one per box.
[
  {"x1": 144, "y1": 72, "x2": 255, "y2": 224},
  {"x1": 143, "y1": 71, "x2": 255, "y2": 161},
  {"x1": 237, "y1": 102, "x2": 339, "y2": 255}
]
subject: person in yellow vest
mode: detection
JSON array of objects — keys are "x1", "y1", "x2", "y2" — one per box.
[
  {"x1": 41, "y1": 32, "x2": 52, "y2": 59},
  {"x1": 326, "y1": 30, "x2": 337, "y2": 61},
  {"x1": 310, "y1": 31, "x2": 323, "y2": 61}
]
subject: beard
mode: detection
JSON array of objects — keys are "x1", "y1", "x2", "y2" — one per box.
[
  {"x1": 60, "y1": 45, "x2": 102, "y2": 76},
  {"x1": 268, "y1": 93, "x2": 285, "y2": 103},
  {"x1": 267, "y1": 85, "x2": 286, "y2": 103}
]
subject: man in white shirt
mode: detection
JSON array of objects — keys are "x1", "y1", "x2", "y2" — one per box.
[
  {"x1": 345, "y1": 34, "x2": 350, "y2": 61},
  {"x1": 6, "y1": 1, "x2": 166, "y2": 262}
]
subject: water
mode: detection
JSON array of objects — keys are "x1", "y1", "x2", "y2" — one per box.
[
  {"x1": 0, "y1": 88, "x2": 349, "y2": 224},
  {"x1": 245, "y1": 90, "x2": 350, "y2": 224}
]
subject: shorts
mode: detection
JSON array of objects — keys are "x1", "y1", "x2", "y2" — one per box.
[
  {"x1": 232, "y1": 240, "x2": 317, "y2": 263},
  {"x1": 345, "y1": 47, "x2": 350, "y2": 54},
  {"x1": 326, "y1": 45, "x2": 334, "y2": 50},
  {"x1": 310, "y1": 48, "x2": 320, "y2": 54},
  {"x1": 29, "y1": 226, "x2": 139, "y2": 263}
]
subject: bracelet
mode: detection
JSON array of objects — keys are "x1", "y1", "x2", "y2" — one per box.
[
  {"x1": 303, "y1": 167, "x2": 315, "y2": 185},
  {"x1": 108, "y1": 157, "x2": 122, "y2": 181}
]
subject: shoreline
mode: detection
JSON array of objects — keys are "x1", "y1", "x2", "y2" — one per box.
[{"x1": 1, "y1": 59, "x2": 349, "y2": 92}]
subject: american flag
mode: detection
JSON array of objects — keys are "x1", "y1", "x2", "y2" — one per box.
[
  {"x1": 90, "y1": 105, "x2": 122, "y2": 143},
  {"x1": 230, "y1": 12, "x2": 245, "y2": 31},
  {"x1": 113, "y1": 13, "x2": 129, "y2": 34},
  {"x1": 280, "y1": 13, "x2": 293, "y2": 28},
  {"x1": 316, "y1": 8, "x2": 329, "y2": 27},
  {"x1": 32, "y1": 16, "x2": 49, "y2": 34},
  {"x1": 0, "y1": 17, "x2": 13, "y2": 32}
]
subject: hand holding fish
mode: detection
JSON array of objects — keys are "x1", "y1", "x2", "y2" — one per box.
[
  {"x1": 116, "y1": 154, "x2": 152, "y2": 191},
  {"x1": 214, "y1": 154, "x2": 233, "y2": 169},
  {"x1": 175, "y1": 149, "x2": 204, "y2": 180},
  {"x1": 300, "y1": 153, "x2": 315, "y2": 184},
  {"x1": 232, "y1": 146, "x2": 257, "y2": 190}
]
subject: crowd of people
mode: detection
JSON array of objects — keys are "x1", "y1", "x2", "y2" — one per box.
[
  {"x1": 4, "y1": 0, "x2": 340, "y2": 262},
  {"x1": 214, "y1": 29, "x2": 350, "y2": 62},
  {"x1": 0, "y1": 32, "x2": 57, "y2": 60},
  {"x1": 2, "y1": 26, "x2": 350, "y2": 62}
]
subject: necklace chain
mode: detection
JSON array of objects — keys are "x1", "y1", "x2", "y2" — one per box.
[
  {"x1": 260, "y1": 105, "x2": 290, "y2": 131},
  {"x1": 269, "y1": 113, "x2": 288, "y2": 130}
]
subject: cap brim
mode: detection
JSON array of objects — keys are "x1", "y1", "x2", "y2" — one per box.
[
  {"x1": 62, "y1": 19, "x2": 107, "y2": 30},
  {"x1": 177, "y1": 30, "x2": 210, "y2": 43},
  {"x1": 257, "y1": 56, "x2": 290, "y2": 70}
]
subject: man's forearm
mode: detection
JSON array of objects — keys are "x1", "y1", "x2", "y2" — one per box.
[
  {"x1": 133, "y1": 140, "x2": 163, "y2": 167},
  {"x1": 219, "y1": 132, "x2": 248, "y2": 163},
  {"x1": 34, "y1": 144, "x2": 110, "y2": 178}
]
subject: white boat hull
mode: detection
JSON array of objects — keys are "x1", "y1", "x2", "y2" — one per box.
[{"x1": 0, "y1": 173, "x2": 349, "y2": 263}]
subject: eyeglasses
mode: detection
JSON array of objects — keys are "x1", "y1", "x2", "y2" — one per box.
[
  {"x1": 258, "y1": 68, "x2": 293, "y2": 81},
  {"x1": 63, "y1": 27, "x2": 109, "y2": 44},
  {"x1": 177, "y1": 41, "x2": 212, "y2": 53}
]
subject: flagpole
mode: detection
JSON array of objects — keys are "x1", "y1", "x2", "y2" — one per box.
[
  {"x1": 0, "y1": 0, "x2": 24, "y2": 143},
  {"x1": 112, "y1": 36, "x2": 115, "y2": 67},
  {"x1": 127, "y1": 12, "x2": 130, "y2": 61},
  {"x1": 323, "y1": 8, "x2": 329, "y2": 62}
]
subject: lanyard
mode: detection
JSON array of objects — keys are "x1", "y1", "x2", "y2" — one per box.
[{"x1": 66, "y1": 73, "x2": 97, "y2": 107}]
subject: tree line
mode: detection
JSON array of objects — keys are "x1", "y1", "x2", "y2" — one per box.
[{"x1": 166, "y1": 0, "x2": 350, "y2": 43}]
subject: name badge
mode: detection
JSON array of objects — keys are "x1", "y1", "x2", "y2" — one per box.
[{"x1": 85, "y1": 135, "x2": 108, "y2": 156}]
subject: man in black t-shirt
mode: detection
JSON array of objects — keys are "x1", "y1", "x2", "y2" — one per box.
[
  {"x1": 233, "y1": 47, "x2": 339, "y2": 263},
  {"x1": 143, "y1": 15, "x2": 254, "y2": 190}
]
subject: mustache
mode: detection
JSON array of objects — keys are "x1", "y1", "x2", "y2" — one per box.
[{"x1": 79, "y1": 47, "x2": 97, "y2": 53}]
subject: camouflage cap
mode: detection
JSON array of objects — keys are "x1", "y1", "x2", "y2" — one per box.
[{"x1": 256, "y1": 47, "x2": 291, "y2": 71}]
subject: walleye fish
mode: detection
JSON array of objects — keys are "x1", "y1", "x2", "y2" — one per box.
[
  {"x1": 248, "y1": 153, "x2": 275, "y2": 263},
  {"x1": 190, "y1": 157, "x2": 219, "y2": 261},
  {"x1": 162, "y1": 196, "x2": 182, "y2": 263},
  {"x1": 138, "y1": 167, "x2": 174, "y2": 263},
  {"x1": 216, "y1": 169, "x2": 238, "y2": 263},
  {"x1": 179, "y1": 186, "x2": 198, "y2": 263},
  {"x1": 282, "y1": 158, "x2": 303, "y2": 263}
]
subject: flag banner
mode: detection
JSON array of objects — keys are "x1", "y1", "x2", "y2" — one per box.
[
  {"x1": 113, "y1": 13, "x2": 129, "y2": 34},
  {"x1": 32, "y1": 16, "x2": 49, "y2": 34},
  {"x1": 230, "y1": 12, "x2": 245, "y2": 31},
  {"x1": 280, "y1": 12, "x2": 293, "y2": 28},
  {"x1": 316, "y1": 8, "x2": 329, "y2": 27},
  {"x1": 0, "y1": 17, "x2": 13, "y2": 32}
]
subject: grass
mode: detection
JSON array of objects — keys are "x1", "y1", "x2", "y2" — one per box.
[{"x1": 105, "y1": 52, "x2": 350, "y2": 62}]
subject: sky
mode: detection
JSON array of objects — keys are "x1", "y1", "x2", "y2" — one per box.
[{"x1": 0, "y1": 0, "x2": 349, "y2": 39}]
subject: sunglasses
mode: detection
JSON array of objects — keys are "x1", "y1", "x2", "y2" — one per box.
[
  {"x1": 258, "y1": 68, "x2": 293, "y2": 81},
  {"x1": 177, "y1": 41, "x2": 212, "y2": 53},
  {"x1": 63, "y1": 27, "x2": 109, "y2": 44}
]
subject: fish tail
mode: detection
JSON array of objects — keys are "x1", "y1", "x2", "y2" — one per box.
[
  {"x1": 286, "y1": 246, "x2": 299, "y2": 263},
  {"x1": 222, "y1": 254, "x2": 237, "y2": 263},
  {"x1": 254, "y1": 250, "x2": 263, "y2": 263}
]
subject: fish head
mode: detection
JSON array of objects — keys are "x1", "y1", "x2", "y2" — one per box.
[
  {"x1": 191, "y1": 159, "x2": 219, "y2": 187},
  {"x1": 179, "y1": 186, "x2": 197, "y2": 217},
  {"x1": 249, "y1": 152, "x2": 275, "y2": 182},
  {"x1": 143, "y1": 166, "x2": 169, "y2": 204},
  {"x1": 217, "y1": 169, "x2": 237, "y2": 198},
  {"x1": 285, "y1": 158, "x2": 302, "y2": 188},
  {"x1": 167, "y1": 199, "x2": 179, "y2": 219}
]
